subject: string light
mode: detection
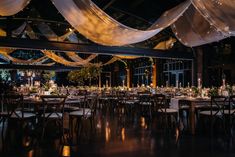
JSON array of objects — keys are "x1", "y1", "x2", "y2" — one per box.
[{"x1": 1, "y1": 0, "x2": 233, "y2": 48}]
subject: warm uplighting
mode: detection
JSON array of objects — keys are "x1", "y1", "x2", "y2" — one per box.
[
  {"x1": 96, "y1": 119, "x2": 102, "y2": 129},
  {"x1": 62, "y1": 145, "x2": 71, "y2": 157},
  {"x1": 154, "y1": 37, "x2": 177, "y2": 50},
  {"x1": 27, "y1": 150, "x2": 34, "y2": 157},
  {"x1": 121, "y1": 128, "x2": 125, "y2": 142},
  {"x1": 140, "y1": 117, "x2": 147, "y2": 129},
  {"x1": 105, "y1": 122, "x2": 111, "y2": 142}
]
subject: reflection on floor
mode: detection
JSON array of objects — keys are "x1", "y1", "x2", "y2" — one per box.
[{"x1": 0, "y1": 110, "x2": 235, "y2": 157}]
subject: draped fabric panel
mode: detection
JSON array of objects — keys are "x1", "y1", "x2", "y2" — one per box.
[
  {"x1": 0, "y1": 48, "x2": 48, "y2": 64},
  {"x1": 171, "y1": 5, "x2": 225, "y2": 47},
  {"x1": 37, "y1": 22, "x2": 138, "y2": 64},
  {"x1": 41, "y1": 50, "x2": 86, "y2": 67},
  {"x1": 37, "y1": 22, "x2": 98, "y2": 65},
  {"x1": 66, "y1": 52, "x2": 97, "y2": 64},
  {"x1": 41, "y1": 50, "x2": 123, "y2": 67},
  {"x1": 12, "y1": 22, "x2": 27, "y2": 37},
  {"x1": 192, "y1": 0, "x2": 235, "y2": 36},
  {"x1": 51, "y1": 0, "x2": 191, "y2": 46},
  {"x1": 37, "y1": 22, "x2": 77, "y2": 42},
  {"x1": 51, "y1": 0, "x2": 235, "y2": 47},
  {"x1": 37, "y1": 22, "x2": 59, "y2": 41},
  {"x1": 1, "y1": 0, "x2": 235, "y2": 47},
  {"x1": 0, "y1": 0, "x2": 30, "y2": 16},
  {"x1": 154, "y1": 37, "x2": 177, "y2": 50},
  {"x1": 23, "y1": 25, "x2": 116, "y2": 67},
  {"x1": 24, "y1": 25, "x2": 39, "y2": 39},
  {"x1": 0, "y1": 22, "x2": 27, "y2": 37}
]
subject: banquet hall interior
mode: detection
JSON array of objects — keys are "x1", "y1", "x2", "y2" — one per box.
[{"x1": 0, "y1": 0, "x2": 235, "y2": 157}]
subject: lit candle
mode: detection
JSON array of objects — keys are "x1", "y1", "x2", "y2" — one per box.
[
  {"x1": 189, "y1": 88, "x2": 192, "y2": 97},
  {"x1": 187, "y1": 82, "x2": 190, "y2": 88},
  {"x1": 198, "y1": 78, "x2": 201, "y2": 88},
  {"x1": 222, "y1": 79, "x2": 225, "y2": 87},
  {"x1": 179, "y1": 82, "x2": 182, "y2": 88},
  {"x1": 106, "y1": 80, "x2": 108, "y2": 87}
]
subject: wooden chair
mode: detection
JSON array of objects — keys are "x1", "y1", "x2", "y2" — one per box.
[
  {"x1": 69, "y1": 94, "x2": 97, "y2": 142},
  {"x1": 153, "y1": 94, "x2": 178, "y2": 130},
  {"x1": 138, "y1": 94, "x2": 153, "y2": 119},
  {"x1": 0, "y1": 94, "x2": 8, "y2": 145},
  {"x1": 1, "y1": 94, "x2": 36, "y2": 147},
  {"x1": 40, "y1": 95, "x2": 67, "y2": 140},
  {"x1": 199, "y1": 96, "x2": 228, "y2": 135},
  {"x1": 178, "y1": 99, "x2": 190, "y2": 129},
  {"x1": 228, "y1": 95, "x2": 235, "y2": 136}
]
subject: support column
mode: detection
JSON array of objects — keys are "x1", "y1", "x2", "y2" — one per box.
[
  {"x1": 152, "y1": 63, "x2": 157, "y2": 88},
  {"x1": 196, "y1": 47, "x2": 203, "y2": 86},
  {"x1": 98, "y1": 73, "x2": 101, "y2": 89},
  {"x1": 126, "y1": 67, "x2": 131, "y2": 88}
]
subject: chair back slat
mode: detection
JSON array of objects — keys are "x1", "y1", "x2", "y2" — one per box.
[
  {"x1": 211, "y1": 96, "x2": 228, "y2": 116},
  {"x1": 152, "y1": 94, "x2": 166, "y2": 113},
  {"x1": 3, "y1": 94, "x2": 24, "y2": 118},
  {"x1": 40, "y1": 95, "x2": 67, "y2": 118},
  {"x1": 229, "y1": 95, "x2": 235, "y2": 115}
]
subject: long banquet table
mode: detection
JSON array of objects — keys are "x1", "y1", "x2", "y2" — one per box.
[
  {"x1": 170, "y1": 96, "x2": 211, "y2": 135},
  {"x1": 23, "y1": 95, "x2": 84, "y2": 105}
]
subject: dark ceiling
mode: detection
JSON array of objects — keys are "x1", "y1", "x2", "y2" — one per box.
[
  {"x1": 0, "y1": 0, "x2": 233, "y2": 52},
  {"x1": 0, "y1": 0, "x2": 187, "y2": 49}
]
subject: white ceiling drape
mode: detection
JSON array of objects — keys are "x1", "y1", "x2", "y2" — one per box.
[
  {"x1": 0, "y1": 0, "x2": 30, "y2": 16},
  {"x1": 171, "y1": 5, "x2": 226, "y2": 47},
  {"x1": 192, "y1": 0, "x2": 235, "y2": 36},
  {"x1": 51, "y1": 0, "x2": 191, "y2": 46},
  {"x1": 1, "y1": 0, "x2": 235, "y2": 47},
  {"x1": 171, "y1": 0, "x2": 235, "y2": 46}
]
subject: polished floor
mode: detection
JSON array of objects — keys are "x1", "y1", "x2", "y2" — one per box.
[{"x1": 1, "y1": 109, "x2": 235, "y2": 157}]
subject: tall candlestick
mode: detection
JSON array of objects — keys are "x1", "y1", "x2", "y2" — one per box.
[
  {"x1": 222, "y1": 79, "x2": 225, "y2": 88},
  {"x1": 176, "y1": 80, "x2": 178, "y2": 88},
  {"x1": 198, "y1": 78, "x2": 201, "y2": 88},
  {"x1": 106, "y1": 80, "x2": 108, "y2": 87}
]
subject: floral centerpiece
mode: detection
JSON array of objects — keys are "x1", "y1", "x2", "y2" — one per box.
[
  {"x1": 192, "y1": 86, "x2": 199, "y2": 97},
  {"x1": 67, "y1": 65, "x2": 102, "y2": 86},
  {"x1": 208, "y1": 87, "x2": 218, "y2": 97}
]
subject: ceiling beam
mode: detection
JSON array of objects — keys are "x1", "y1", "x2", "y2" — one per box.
[
  {"x1": 0, "y1": 64, "x2": 81, "y2": 71},
  {"x1": 0, "y1": 37, "x2": 193, "y2": 60}
]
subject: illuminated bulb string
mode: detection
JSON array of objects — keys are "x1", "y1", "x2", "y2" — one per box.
[{"x1": 192, "y1": 0, "x2": 231, "y2": 37}]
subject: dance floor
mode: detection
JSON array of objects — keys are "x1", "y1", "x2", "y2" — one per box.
[{"x1": 0, "y1": 110, "x2": 235, "y2": 157}]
